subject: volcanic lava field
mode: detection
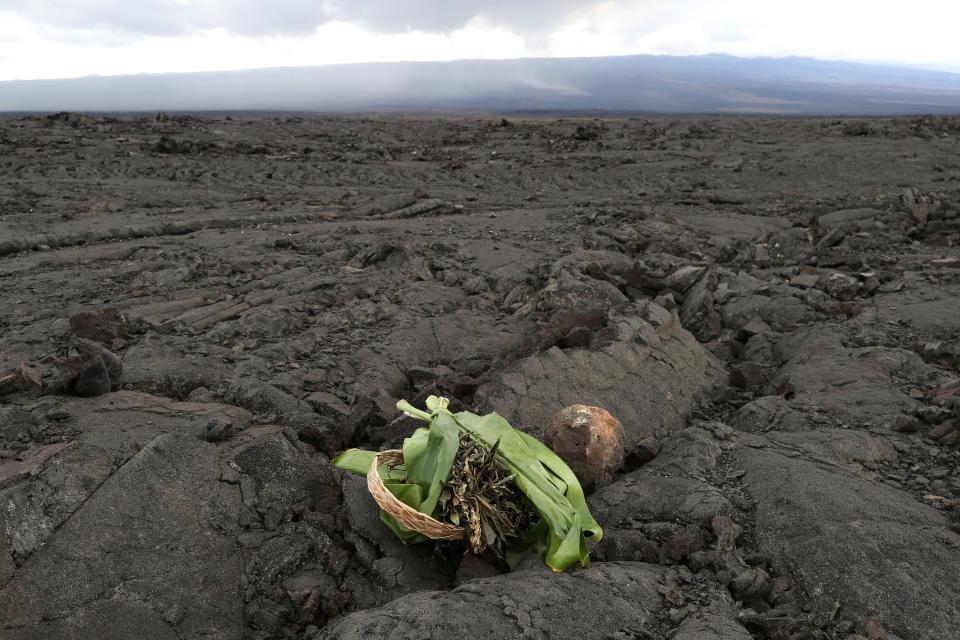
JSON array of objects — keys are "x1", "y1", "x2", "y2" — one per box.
[{"x1": 1, "y1": 113, "x2": 959, "y2": 639}]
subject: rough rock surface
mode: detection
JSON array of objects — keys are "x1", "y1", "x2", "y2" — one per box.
[
  {"x1": 317, "y1": 562, "x2": 670, "y2": 640},
  {"x1": 2, "y1": 114, "x2": 960, "y2": 639},
  {"x1": 673, "y1": 601, "x2": 753, "y2": 640},
  {"x1": 1, "y1": 433, "x2": 245, "y2": 639},
  {"x1": 476, "y1": 302, "x2": 724, "y2": 454},
  {"x1": 740, "y1": 447, "x2": 960, "y2": 639}
]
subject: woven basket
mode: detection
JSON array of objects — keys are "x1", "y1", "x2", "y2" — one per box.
[{"x1": 366, "y1": 449, "x2": 465, "y2": 541}]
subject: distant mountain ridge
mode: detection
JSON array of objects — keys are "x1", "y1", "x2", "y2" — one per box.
[{"x1": 2, "y1": 53, "x2": 960, "y2": 115}]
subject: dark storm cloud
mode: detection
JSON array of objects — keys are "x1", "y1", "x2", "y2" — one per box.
[{"x1": 0, "y1": 0, "x2": 605, "y2": 36}]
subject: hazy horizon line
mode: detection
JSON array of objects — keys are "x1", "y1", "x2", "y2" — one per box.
[{"x1": 4, "y1": 51, "x2": 959, "y2": 84}]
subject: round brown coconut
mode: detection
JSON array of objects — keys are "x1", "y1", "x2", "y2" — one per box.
[{"x1": 544, "y1": 405, "x2": 625, "y2": 492}]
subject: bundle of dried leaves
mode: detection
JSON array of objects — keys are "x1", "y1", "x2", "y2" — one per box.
[{"x1": 436, "y1": 433, "x2": 537, "y2": 559}]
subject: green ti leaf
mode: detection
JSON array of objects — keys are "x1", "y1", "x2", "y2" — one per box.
[{"x1": 331, "y1": 449, "x2": 377, "y2": 476}]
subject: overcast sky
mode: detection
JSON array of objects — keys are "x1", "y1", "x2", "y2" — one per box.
[{"x1": 1, "y1": 1, "x2": 958, "y2": 81}]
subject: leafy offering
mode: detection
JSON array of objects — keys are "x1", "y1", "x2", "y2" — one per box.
[
  {"x1": 332, "y1": 395, "x2": 603, "y2": 572},
  {"x1": 437, "y1": 433, "x2": 538, "y2": 560}
]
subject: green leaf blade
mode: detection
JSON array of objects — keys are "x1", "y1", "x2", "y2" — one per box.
[{"x1": 332, "y1": 449, "x2": 376, "y2": 476}]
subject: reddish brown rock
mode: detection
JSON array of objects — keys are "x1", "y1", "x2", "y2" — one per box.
[
  {"x1": 864, "y1": 619, "x2": 888, "y2": 640},
  {"x1": 0, "y1": 442, "x2": 73, "y2": 489},
  {"x1": 928, "y1": 381, "x2": 960, "y2": 406},
  {"x1": 0, "y1": 362, "x2": 43, "y2": 396},
  {"x1": 661, "y1": 524, "x2": 706, "y2": 562},
  {"x1": 891, "y1": 415, "x2": 919, "y2": 433},
  {"x1": 69, "y1": 307, "x2": 129, "y2": 347},
  {"x1": 710, "y1": 515, "x2": 743, "y2": 542},
  {"x1": 544, "y1": 404, "x2": 625, "y2": 491},
  {"x1": 729, "y1": 363, "x2": 767, "y2": 390}
]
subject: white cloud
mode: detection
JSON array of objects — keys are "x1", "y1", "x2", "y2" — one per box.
[
  {"x1": 0, "y1": 14, "x2": 531, "y2": 80},
  {"x1": 0, "y1": 0, "x2": 596, "y2": 37},
  {"x1": 1, "y1": 1, "x2": 958, "y2": 81}
]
